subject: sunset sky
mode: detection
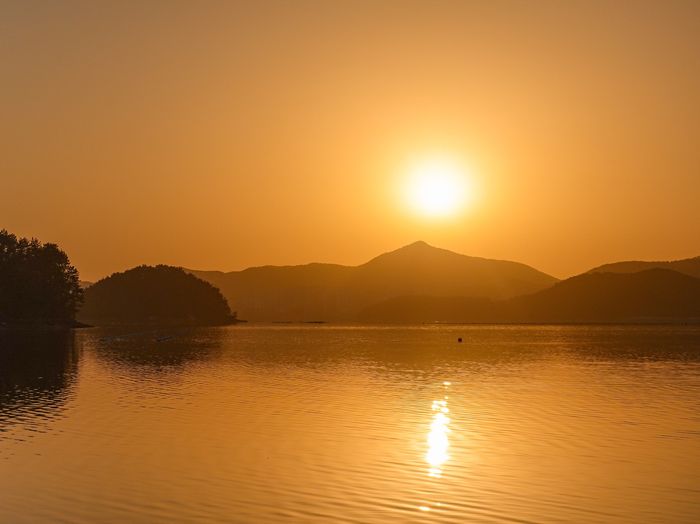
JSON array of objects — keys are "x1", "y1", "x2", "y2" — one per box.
[{"x1": 3, "y1": 1, "x2": 699, "y2": 281}]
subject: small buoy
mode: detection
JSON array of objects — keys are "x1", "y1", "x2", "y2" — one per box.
[{"x1": 457, "y1": 337, "x2": 462, "y2": 343}]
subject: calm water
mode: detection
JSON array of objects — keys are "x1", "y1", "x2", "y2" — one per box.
[{"x1": 1, "y1": 325, "x2": 699, "y2": 523}]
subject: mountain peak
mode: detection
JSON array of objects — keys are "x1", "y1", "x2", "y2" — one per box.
[
  {"x1": 402, "y1": 240, "x2": 432, "y2": 250},
  {"x1": 363, "y1": 240, "x2": 455, "y2": 266}
]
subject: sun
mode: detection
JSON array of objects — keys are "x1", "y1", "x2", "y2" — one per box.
[{"x1": 403, "y1": 156, "x2": 471, "y2": 218}]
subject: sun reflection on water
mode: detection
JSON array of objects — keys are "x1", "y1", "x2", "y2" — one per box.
[{"x1": 426, "y1": 382, "x2": 451, "y2": 478}]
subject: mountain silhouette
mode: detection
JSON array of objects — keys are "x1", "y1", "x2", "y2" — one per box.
[
  {"x1": 188, "y1": 241, "x2": 558, "y2": 321},
  {"x1": 359, "y1": 268, "x2": 700, "y2": 323},
  {"x1": 506, "y1": 268, "x2": 700, "y2": 322},
  {"x1": 588, "y1": 256, "x2": 700, "y2": 279}
]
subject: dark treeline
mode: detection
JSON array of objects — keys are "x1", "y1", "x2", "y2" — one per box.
[
  {"x1": 78, "y1": 265, "x2": 235, "y2": 326},
  {"x1": 0, "y1": 230, "x2": 83, "y2": 326},
  {"x1": 0, "y1": 228, "x2": 235, "y2": 328}
]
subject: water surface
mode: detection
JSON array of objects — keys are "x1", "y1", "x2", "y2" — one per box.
[{"x1": 1, "y1": 325, "x2": 699, "y2": 523}]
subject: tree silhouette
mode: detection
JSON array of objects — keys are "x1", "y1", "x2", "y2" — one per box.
[
  {"x1": 0, "y1": 229, "x2": 83, "y2": 325},
  {"x1": 78, "y1": 265, "x2": 234, "y2": 325}
]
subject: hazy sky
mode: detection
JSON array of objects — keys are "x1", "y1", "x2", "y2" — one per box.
[{"x1": 3, "y1": 1, "x2": 699, "y2": 281}]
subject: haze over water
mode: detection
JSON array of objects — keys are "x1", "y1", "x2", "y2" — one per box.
[{"x1": 2, "y1": 325, "x2": 699, "y2": 523}]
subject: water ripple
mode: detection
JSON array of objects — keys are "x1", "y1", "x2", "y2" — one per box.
[{"x1": 1, "y1": 325, "x2": 699, "y2": 522}]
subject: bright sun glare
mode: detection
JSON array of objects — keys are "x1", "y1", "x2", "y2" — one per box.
[{"x1": 404, "y1": 157, "x2": 470, "y2": 218}]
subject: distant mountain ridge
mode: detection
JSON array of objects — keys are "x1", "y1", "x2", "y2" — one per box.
[
  {"x1": 359, "y1": 268, "x2": 700, "y2": 324},
  {"x1": 188, "y1": 245, "x2": 700, "y2": 323},
  {"x1": 187, "y1": 241, "x2": 558, "y2": 321},
  {"x1": 506, "y1": 268, "x2": 700, "y2": 323},
  {"x1": 589, "y1": 256, "x2": 700, "y2": 279}
]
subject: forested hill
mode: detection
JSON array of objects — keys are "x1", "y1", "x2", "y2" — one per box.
[{"x1": 78, "y1": 265, "x2": 235, "y2": 326}]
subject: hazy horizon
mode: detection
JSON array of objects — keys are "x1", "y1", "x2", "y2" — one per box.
[
  {"x1": 78, "y1": 239, "x2": 699, "y2": 283},
  {"x1": 4, "y1": 1, "x2": 700, "y2": 281},
  {"x1": 180, "y1": 239, "x2": 698, "y2": 278}
]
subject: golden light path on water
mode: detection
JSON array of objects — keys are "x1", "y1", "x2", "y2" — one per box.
[{"x1": 419, "y1": 380, "x2": 452, "y2": 513}]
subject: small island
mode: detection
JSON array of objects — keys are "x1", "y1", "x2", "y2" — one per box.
[{"x1": 78, "y1": 265, "x2": 237, "y2": 326}]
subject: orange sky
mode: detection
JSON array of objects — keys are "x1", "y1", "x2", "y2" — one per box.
[{"x1": 3, "y1": 1, "x2": 699, "y2": 281}]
